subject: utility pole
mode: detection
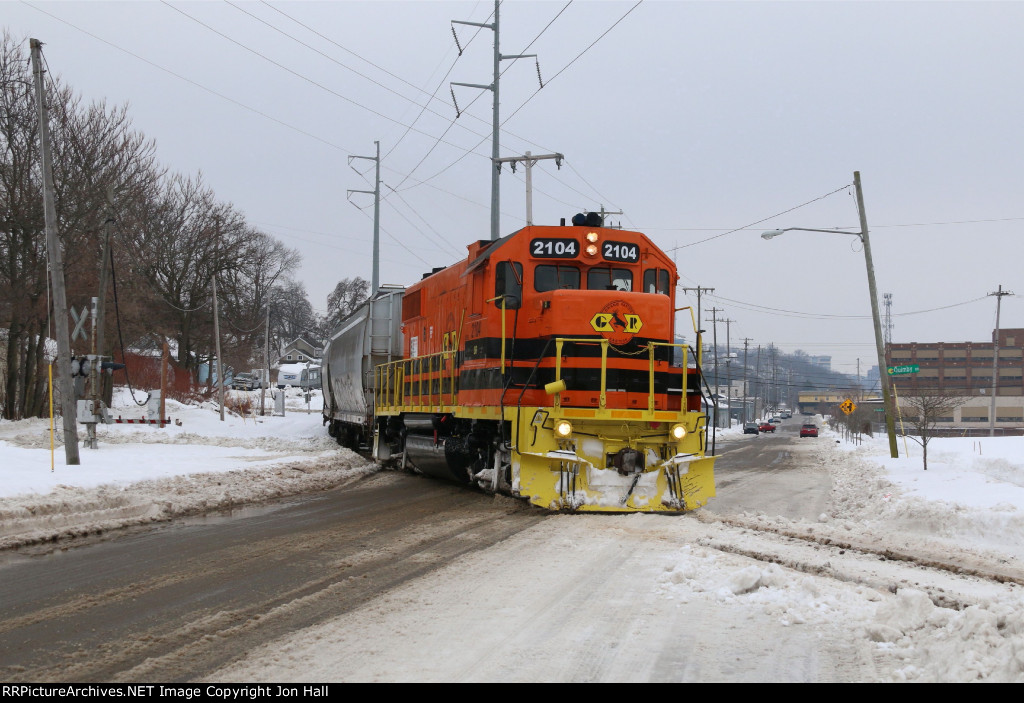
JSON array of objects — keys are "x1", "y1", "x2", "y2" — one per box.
[
  {"x1": 706, "y1": 307, "x2": 722, "y2": 422},
  {"x1": 852, "y1": 171, "x2": 898, "y2": 458},
  {"x1": 988, "y1": 284, "x2": 1014, "y2": 437},
  {"x1": 679, "y1": 286, "x2": 714, "y2": 369},
  {"x1": 742, "y1": 338, "x2": 752, "y2": 422},
  {"x1": 261, "y1": 305, "x2": 269, "y2": 416},
  {"x1": 770, "y1": 345, "x2": 778, "y2": 413},
  {"x1": 212, "y1": 216, "x2": 224, "y2": 421},
  {"x1": 452, "y1": 0, "x2": 540, "y2": 240},
  {"x1": 31, "y1": 38, "x2": 79, "y2": 465},
  {"x1": 347, "y1": 141, "x2": 381, "y2": 293},
  {"x1": 598, "y1": 205, "x2": 624, "y2": 229},
  {"x1": 755, "y1": 345, "x2": 762, "y2": 419},
  {"x1": 722, "y1": 318, "x2": 734, "y2": 426},
  {"x1": 493, "y1": 151, "x2": 563, "y2": 225},
  {"x1": 94, "y1": 186, "x2": 115, "y2": 409}
]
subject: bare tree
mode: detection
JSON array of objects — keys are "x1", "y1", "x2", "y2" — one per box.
[
  {"x1": 268, "y1": 278, "x2": 318, "y2": 349},
  {"x1": 0, "y1": 33, "x2": 307, "y2": 413},
  {"x1": 325, "y1": 276, "x2": 369, "y2": 330},
  {"x1": 0, "y1": 32, "x2": 159, "y2": 418},
  {"x1": 899, "y1": 391, "x2": 967, "y2": 470}
]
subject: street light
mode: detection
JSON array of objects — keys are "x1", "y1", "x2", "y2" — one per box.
[{"x1": 760, "y1": 171, "x2": 899, "y2": 458}]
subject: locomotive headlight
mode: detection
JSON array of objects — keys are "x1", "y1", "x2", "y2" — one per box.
[
  {"x1": 670, "y1": 423, "x2": 687, "y2": 440},
  {"x1": 555, "y1": 419, "x2": 573, "y2": 438},
  {"x1": 586, "y1": 231, "x2": 599, "y2": 243},
  {"x1": 585, "y1": 243, "x2": 599, "y2": 257}
]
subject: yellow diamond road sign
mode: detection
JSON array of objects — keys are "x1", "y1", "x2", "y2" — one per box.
[{"x1": 840, "y1": 399, "x2": 856, "y2": 415}]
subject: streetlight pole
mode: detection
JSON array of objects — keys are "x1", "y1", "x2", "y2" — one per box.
[{"x1": 761, "y1": 171, "x2": 898, "y2": 458}]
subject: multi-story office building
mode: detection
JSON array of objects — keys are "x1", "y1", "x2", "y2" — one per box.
[{"x1": 885, "y1": 328, "x2": 1024, "y2": 432}]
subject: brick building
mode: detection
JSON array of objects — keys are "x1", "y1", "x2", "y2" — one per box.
[{"x1": 885, "y1": 328, "x2": 1024, "y2": 432}]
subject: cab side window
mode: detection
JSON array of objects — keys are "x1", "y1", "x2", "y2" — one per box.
[
  {"x1": 643, "y1": 268, "x2": 671, "y2": 295},
  {"x1": 494, "y1": 261, "x2": 523, "y2": 309},
  {"x1": 534, "y1": 265, "x2": 580, "y2": 292},
  {"x1": 587, "y1": 267, "x2": 632, "y2": 292}
]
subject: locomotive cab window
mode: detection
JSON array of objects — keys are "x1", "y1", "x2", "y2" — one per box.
[
  {"x1": 494, "y1": 261, "x2": 523, "y2": 309},
  {"x1": 534, "y1": 264, "x2": 580, "y2": 292},
  {"x1": 643, "y1": 268, "x2": 671, "y2": 295},
  {"x1": 587, "y1": 267, "x2": 632, "y2": 292}
]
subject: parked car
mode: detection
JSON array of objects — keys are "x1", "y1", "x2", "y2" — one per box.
[
  {"x1": 758, "y1": 421, "x2": 775, "y2": 433},
  {"x1": 743, "y1": 422, "x2": 760, "y2": 435},
  {"x1": 769, "y1": 417, "x2": 782, "y2": 424},
  {"x1": 800, "y1": 423, "x2": 819, "y2": 438},
  {"x1": 231, "y1": 372, "x2": 261, "y2": 390}
]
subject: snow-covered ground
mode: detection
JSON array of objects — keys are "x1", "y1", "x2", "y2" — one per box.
[
  {"x1": 1, "y1": 393, "x2": 1023, "y2": 682},
  {"x1": 0, "y1": 387, "x2": 375, "y2": 549}
]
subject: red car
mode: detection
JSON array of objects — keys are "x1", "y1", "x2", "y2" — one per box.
[
  {"x1": 800, "y1": 424, "x2": 819, "y2": 438},
  {"x1": 758, "y1": 422, "x2": 775, "y2": 433}
]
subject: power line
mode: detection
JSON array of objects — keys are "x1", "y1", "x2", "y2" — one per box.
[
  {"x1": 703, "y1": 292, "x2": 987, "y2": 321},
  {"x1": 224, "y1": 0, "x2": 493, "y2": 143},
  {"x1": 159, "y1": 1, "x2": 484, "y2": 153},
  {"x1": 667, "y1": 183, "x2": 852, "y2": 251}
]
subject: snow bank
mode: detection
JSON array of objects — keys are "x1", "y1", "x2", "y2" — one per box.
[{"x1": 0, "y1": 387, "x2": 377, "y2": 548}]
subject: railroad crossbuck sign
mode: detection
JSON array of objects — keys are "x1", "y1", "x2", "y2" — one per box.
[
  {"x1": 840, "y1": 399, "x2": 856, "y2": 415},
  {"x1": 70, "y1": 306, "x2": 89, "y2": 342}
]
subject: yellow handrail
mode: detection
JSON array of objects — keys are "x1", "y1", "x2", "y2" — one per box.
[{"x1": 375, "y1": 338, "x2": 694, "y2": 414}]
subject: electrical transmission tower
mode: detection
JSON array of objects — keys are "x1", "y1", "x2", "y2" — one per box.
[{"x1": 883, "y1": 293, "x2": 893, "y2": 346}]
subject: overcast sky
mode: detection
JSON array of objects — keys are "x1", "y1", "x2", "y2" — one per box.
[{"x1": 5, "y1": 0, "x2": 1022, "y2": 376}]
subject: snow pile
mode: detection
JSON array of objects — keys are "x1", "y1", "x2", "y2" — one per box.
[
  {"x1": 869, "y1": 589, "x2": 1024, "y2": 682},
  {"x1": 0, "y1": 388, "x2": 377, "y2": 548}
]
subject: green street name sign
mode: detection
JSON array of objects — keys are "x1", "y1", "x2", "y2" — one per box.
[{"x1": 887, "y1": 364, "x2": 920, "y2": 375}]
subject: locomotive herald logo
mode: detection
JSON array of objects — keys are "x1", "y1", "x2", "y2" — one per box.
[{"x1": 590, "y1": 300, "x2": 643, "y2": 345}]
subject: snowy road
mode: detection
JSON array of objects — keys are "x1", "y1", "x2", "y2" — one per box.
[
  {"x1": 0, "y1": 473, "x2": 543, "y2": 682},
  {"x1": 2, "y1": 397, "x2": 1023, "y2": 683},
  {"x1": 3, "y1": 429, "x2": 1022, "y2": 681},
  {"x1": 706, "y1": 423, "x2": 832, "y2": 521}
]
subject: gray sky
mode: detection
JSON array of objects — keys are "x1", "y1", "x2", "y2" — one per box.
[{"x1": 5, "y1": 0, "x2": 1023, "y2": 376}]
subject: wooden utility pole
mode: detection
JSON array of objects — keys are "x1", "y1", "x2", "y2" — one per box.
[
  {"x1": 705, "y1": 307, "x2": 722, "y2": 405},
  {"x1": 679, "y1": 286, "x2": 714, "y2": 369},
  {"x1": 160, "y1": 341, "x2": 168, "y2": 429},
  {"x1": 742, "y1": 338, "x2": 753, "y2": 422},
  {"x1": 96, "y1": 187, "x2": 115, "y2": 407},
  {"x1": 212, "y1": 216, "x2": 224, "y2": 421},
  {"x1": 260, "y1": 305, "x2": 269, "y2": 416},
  {"x1": 31, "y1": 38, "x2": 79, "y2": 465},
  {"x1": 722, "y1": 317, "x2": 734, "y2": 425},
  {"x1": 494, "y1": 151, "x2": 563, "y2": 225},
  {"x1": 988, "y1": 284, "x2": 1013, "y2": 437}
]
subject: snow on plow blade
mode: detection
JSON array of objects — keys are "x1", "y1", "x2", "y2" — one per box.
[{"x1": 517, "y1": 448, "x2": 715, "y2": 513}]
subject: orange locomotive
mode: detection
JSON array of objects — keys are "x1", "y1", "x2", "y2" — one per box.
[{"x1": 365, "y1": 213, "x2": 716, "y2": 512}]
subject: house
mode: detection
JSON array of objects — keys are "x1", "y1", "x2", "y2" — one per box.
[{"x1": 277, "y1": 338, "x2": 321, "y2": 366}]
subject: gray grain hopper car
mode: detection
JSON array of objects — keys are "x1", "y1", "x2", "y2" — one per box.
[{"x1": 321, "y1": 285, "x2": 404, "y2": 449}]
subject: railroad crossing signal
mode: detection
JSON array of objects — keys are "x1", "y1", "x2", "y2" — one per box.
[{"x1": 840, "y1": 399, "x2": 856, "y2": 415}]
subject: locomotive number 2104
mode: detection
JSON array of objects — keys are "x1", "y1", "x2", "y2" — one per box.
[{"x1": 531, "y1": 238, "x2": 578, "y2": 258}]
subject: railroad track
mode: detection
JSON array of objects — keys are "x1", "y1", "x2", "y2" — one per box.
[{"x1": 691, "y1": 510, "x2": 1024, "y2": 610}]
